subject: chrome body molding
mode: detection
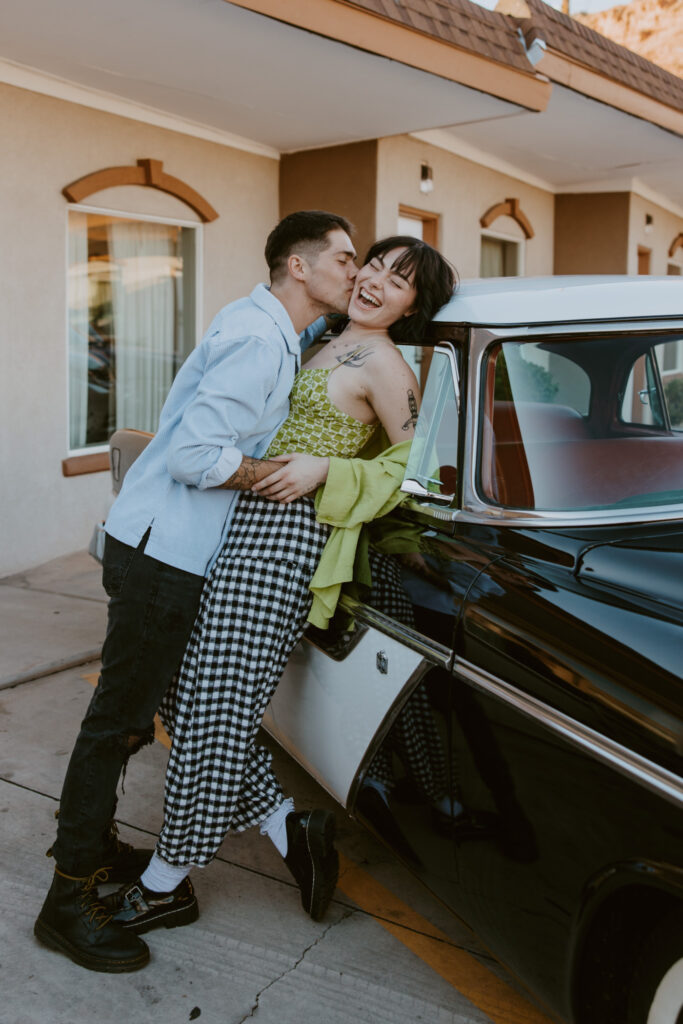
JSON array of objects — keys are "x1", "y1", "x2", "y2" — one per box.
[
  {"x1": 453, "y1": 656, "x2": 683, "y2": 809},
  {"x1": 339, "y1": 594, "x2": 452, "y2": 669}
]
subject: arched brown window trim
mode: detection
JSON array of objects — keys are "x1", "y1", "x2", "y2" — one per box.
[
  {"x1": 480, "y1": 197, "x2": 534, "y2": 239},
  {"x1": 62, "y1": 158, "x2": 218, "y2": 222},
  {"x1": 668, "y1": 233, "x2": 683, "y2": 259}
]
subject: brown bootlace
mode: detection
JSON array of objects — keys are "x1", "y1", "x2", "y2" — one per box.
[
  {"x1": 80, "y1": 868, "x2": 115, "y2": 930},
  {"x1": 55, "y1": 866, "x2": 114, "y2": 930}
]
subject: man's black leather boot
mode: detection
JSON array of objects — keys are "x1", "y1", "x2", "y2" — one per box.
[
  {"x1": 100, "y1": 820, "x2": 152, "y2": 883},
  {"x1": 34, "y1": 868, "x2": 150, "y2": 973}
]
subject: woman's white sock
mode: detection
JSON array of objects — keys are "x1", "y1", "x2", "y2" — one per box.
[
  {"x1": 141, "y1": 851, "x2": 192, "y2": 893},
  {"x1": 259, "y1": 797, "x2": 295, "y2": 857}
]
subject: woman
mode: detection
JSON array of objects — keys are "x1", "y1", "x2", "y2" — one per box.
[{"x1": 108, "y1": 237, "x2": 456, "y2": 928}]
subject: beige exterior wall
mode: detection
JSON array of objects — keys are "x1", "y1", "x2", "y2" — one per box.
[
  {"x1": 554, "y1": 193, "x2": 630, "y2": 274},
  {"x1": 628, "y1": 193, "x2": 683, "y2": 276},
  {"x1": 0, "y1": 83, "x2": 278, "y2": 575},
  {"x1": 279, "y1": 141, "x2": 378, "y2": 265},
  {"x1": 376, "y1": 136, "x2": 555, "y2": 279}
]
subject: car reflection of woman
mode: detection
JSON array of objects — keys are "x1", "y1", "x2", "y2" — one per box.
[{"x1": 108, "y1": 237, "x2": 456, "y2": 931}]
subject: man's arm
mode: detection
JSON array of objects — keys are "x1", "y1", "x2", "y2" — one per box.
[
  {"x1": 166, "y1": 335, "x2": 280, "y2": 490},
  {"x1": 219, "y1": 456, "x2": 281, "y2": 490}
]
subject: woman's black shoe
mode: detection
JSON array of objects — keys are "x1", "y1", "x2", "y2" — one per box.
[
  {"x1": 34, "y1": 868, "x2": 150, "y2": 973},
  {"x1": 284, "y1": 809, "x2": 338, "y2": 921},
  {"x1": 103, "y1": 877, "x2": 199, "y2": 934}
]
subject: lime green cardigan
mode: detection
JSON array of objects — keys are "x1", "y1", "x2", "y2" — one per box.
[{"x1": 308, "y1": 438, "x2": 417, "y2": 628}]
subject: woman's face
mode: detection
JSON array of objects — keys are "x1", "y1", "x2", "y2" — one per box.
[{"x1": 347, "y1": 247, "x2": 417, "y2": 331}]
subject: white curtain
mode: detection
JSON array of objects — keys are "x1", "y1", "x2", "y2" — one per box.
[
  {"x1": 67, "y1": 213, "x2": 90, "y2": 449},
  {"x1": 108, "y1": 220, "x2": 176, "y2": 433},
  {"x1": 480, "y1": 236, "x2": 504, "y2": 278}
]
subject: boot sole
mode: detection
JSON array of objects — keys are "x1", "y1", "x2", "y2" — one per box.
[
  {"x1": 122, "y1": 897, "x2": 199, "y2": 935},
  {"x1": 34, "y1": 918, "x2": 150, "y2": 973},
  {"x1": 303, "y1": 810, "x2": 339, "y2": 922}
]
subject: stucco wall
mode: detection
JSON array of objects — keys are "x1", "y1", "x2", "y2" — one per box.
[
  {"x1": 280, "y1": 141, "x2": 378, "y2": 266},
  {"x1": 554, "y1": 193, "x2": 631, "y2": 274},
  {"x1": 628, "y1": 193, "x2": 683, "y2": 275},
  {"x1": 376, "y1": 136, "x2": 555, "y2": 279},
  {"x1": 0, "y1": 83, "x2": 278, "y2": 575}
]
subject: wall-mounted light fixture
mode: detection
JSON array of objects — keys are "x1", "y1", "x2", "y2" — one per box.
[
  {"x1": 420, "y1": 162, "x2": 434, "y2": 195},
  {"x1": 645, "y1": 213, "x2": 654, "y2": 235}
]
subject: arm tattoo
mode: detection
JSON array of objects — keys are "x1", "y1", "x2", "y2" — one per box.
[
  {"x1": 401, "y1": 389, "x2": 419, "y2": 431},
  {"x1": 335, "y1": 347, "x2": 372, "y2": 368},
  {"x1": 222, "y1": 456, "x2": 270, "y2": 490}
]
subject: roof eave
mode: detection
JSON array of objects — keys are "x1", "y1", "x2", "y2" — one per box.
[
  {"x1": 537, "y1": 48, "x2": 683, "y2": 137},
  {"x1": 226, "y1": 0, "x2": 552, "y2": 112}
]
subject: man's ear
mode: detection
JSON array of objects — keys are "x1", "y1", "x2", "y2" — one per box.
[{"x1": 287, "y1": 253, "x2": 307, "y2": 282}]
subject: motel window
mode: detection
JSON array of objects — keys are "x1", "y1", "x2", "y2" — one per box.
[
  {"x1": 67, "y1": 209, "x2": 197, "y2": 451},
  {"x1": 637, "y1": 246, "x2": 651, "y2": 275},
  {"x1": 480, "y1": 233, "x2": 521, "y2": 278}
]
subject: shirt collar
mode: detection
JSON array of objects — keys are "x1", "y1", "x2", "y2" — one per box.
[{"x1": 250, "y1": 283, "x2": 301, "y2": 362}]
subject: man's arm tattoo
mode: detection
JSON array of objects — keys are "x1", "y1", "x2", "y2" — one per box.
[
  {"x1": 221, "y1": 456, "x2": 274, "y2": 490},
  {"x1": 401, "y1": 389, "x2": 419, "y2": 431}
]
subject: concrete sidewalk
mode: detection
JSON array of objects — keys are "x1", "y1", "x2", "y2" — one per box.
[
  {"x1": 0, "y1": 550, "x2": 107, "y2": 689},
  {"x1": 0, "y1": 551, "x2": 544, "y2": 1024}
]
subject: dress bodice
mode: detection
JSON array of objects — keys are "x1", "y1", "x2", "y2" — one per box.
[{"x1": 266, "y1": 364, "x2": 376, "y2": 459}]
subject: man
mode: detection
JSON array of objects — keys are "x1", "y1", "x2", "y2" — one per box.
[{"x1": 34, "y1": 211, "x2": 358, "y2": 973}]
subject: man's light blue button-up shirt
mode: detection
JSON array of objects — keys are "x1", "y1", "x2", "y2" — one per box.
[{"x1": 105, "y1": 284, "x2": 321, "y2": 576}]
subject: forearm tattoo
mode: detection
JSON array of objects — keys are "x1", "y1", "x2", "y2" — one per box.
[
  {"x1": 401, "y1": 389, "x2": 419, "y2": 431},
  {"x1": 222, "y1": 456, "x2": 269, "y2": 490}
]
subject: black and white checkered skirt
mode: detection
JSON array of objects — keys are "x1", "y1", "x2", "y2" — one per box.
[{"x1": 156, "y1": 492, "x2": 330, "y2": 867}]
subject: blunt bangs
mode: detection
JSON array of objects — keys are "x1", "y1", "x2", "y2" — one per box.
[{"x1": 363, "y1": 236, "x2": 457, "y2": 345}]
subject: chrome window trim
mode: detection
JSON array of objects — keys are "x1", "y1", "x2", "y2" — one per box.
[
  {"x1": 459, "y1": 324, "x2": 683, "y2": 528},
  {"x1": 454, "y1": 656, "x2": 683, "y2": 810},
  {"x1": 339, "y1": 595, "x2": 452, "y2": 669},
  {"x1": 441, "y1": 317, "x2": 683, "y2": 334}
]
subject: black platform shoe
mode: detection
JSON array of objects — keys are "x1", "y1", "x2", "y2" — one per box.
[
  {"x1": 103, "y1": 877, "x2": 199, "y2": 934},
  {"x1": 284, "y1": 809, "x2": 339, "y2": 922}
]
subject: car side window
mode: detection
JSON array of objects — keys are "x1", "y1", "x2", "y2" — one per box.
[
  {"x1": 621, "y1": 340, "x2": 683, "y2": 431},
  {"x1": 402, "y1": 347, "x2": 460, "y2": 503}
]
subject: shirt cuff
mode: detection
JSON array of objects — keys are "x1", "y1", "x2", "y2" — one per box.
[{"x1": 199, "y1": 448, "x2": 243, "y2": 489}]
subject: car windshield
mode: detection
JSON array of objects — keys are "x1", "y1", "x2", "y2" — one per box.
[{"x1": 479, "y1": 333, "x2": 683, "y2": 513}]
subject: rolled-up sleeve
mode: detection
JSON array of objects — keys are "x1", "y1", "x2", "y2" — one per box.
[{"x1": 166, "y1": 335, "x2": 281, "y2": 489}]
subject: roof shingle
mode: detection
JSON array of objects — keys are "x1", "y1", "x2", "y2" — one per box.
[
  {"x1": 344, "y1": 0, "x2": 536, "y2": 73},
  {"x1": 340, "y1": 0, "x2": 683, "y2": 113},
  {"x1": 518, "y1": 0, "x2": 683, "y2": 113}
]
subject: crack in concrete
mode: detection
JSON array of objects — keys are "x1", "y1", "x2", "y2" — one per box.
[{"x1": 236, "y1": 908, "x2": 354, "y2": 1023}]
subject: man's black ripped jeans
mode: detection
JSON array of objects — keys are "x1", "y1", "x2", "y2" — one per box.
[{"x1": 51, "y1": 531, "x2": 205, "y2": 876}]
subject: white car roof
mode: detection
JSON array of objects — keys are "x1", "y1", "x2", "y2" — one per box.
[{"x1": 433, "y1": 275, "x2": 683, "y2": 326}]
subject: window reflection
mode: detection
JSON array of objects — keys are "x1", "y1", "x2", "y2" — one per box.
[{"x1": 480, "y1": 335, "x2": 683, "y2": 512}]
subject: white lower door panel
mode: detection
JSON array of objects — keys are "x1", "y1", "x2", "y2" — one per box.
[{"x1": 263, "y1": 626, "x2": 425, "y2": 808}]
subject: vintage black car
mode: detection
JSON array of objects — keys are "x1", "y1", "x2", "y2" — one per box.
[
  {"x1": 262, "y1": 277, "x2": 683, "y2": 1024},
  {"x1": 106, "y1": 276, "x2": 683, "y2": 1024}
]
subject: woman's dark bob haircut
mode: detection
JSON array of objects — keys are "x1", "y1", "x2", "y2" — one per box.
[{"x1": 363, "y1": 236, "x2": 457, "y2": 345}]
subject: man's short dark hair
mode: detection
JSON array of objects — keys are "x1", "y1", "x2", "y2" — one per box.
[{"x1": 265, "y1": 210, "x2": 353, "y2": 284}]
